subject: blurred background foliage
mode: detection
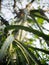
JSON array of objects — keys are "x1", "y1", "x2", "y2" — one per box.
[{"x1": 0, "y1": 0, "x2": 49, "y2": 65}]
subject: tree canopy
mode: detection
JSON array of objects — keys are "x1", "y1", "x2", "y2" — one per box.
[{"x1": 0, "y1": 0, "x2": 49, "y2": 65}]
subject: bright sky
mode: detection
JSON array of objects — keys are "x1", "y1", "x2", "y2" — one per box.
[{"x1": 1, "y1": 0, "x2": 49, "y2": 34}]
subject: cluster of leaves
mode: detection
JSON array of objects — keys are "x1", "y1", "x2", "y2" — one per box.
[{"x1": 0, "y1": 0, "x2": 49, "y2": 65}]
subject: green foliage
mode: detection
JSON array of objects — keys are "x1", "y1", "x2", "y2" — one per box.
[
  {"x1": 37, "y1": 18, "x2": 44, "y2": 25},
  {"x1": 30, "y1": 10, "x2": 49, "y2": 23},
  {"x1": 5, "y1": 25, "x2": 49, "y2": 41},
  {"x1": 0, "y1": 35, "x2": 14, "y2": 60},
  {"x1": 0, "y1": 0, "x2": 49, "y2": 65}
]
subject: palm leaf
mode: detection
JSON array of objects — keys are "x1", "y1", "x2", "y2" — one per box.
[
  {"x1": 0, "y1": 35, "x2": 14, "y2": 60},
  {"x1": 14, "y1": 39, "x2": 42, "y2": 65},
  {"x1": 27, "y1": 45, "x2": 49, "y2": 55},
  {"x1": 30, "y1": 11, "x2": 49, "y2": 23},
  {"x1": 4, "y1": 25, "x2": 49, "y2": 41}
]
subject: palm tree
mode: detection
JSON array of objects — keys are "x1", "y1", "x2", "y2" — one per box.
[{"x1": 0, "y1": 0, "x2": 49, "y2": 65}]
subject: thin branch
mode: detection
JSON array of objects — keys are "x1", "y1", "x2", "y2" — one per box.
[
  {"x1": 0, "y1": 16, "x2": 9, "y2": 26},
  {"x1": 13, "y1": 0, "x2": 16, "y2": 9},
  {"x1": 0, "y1": 0, "x2": 1, "y2": 11},
  {"x1": 13, "y1": 0, "x2": 18, "y2": 14}
]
